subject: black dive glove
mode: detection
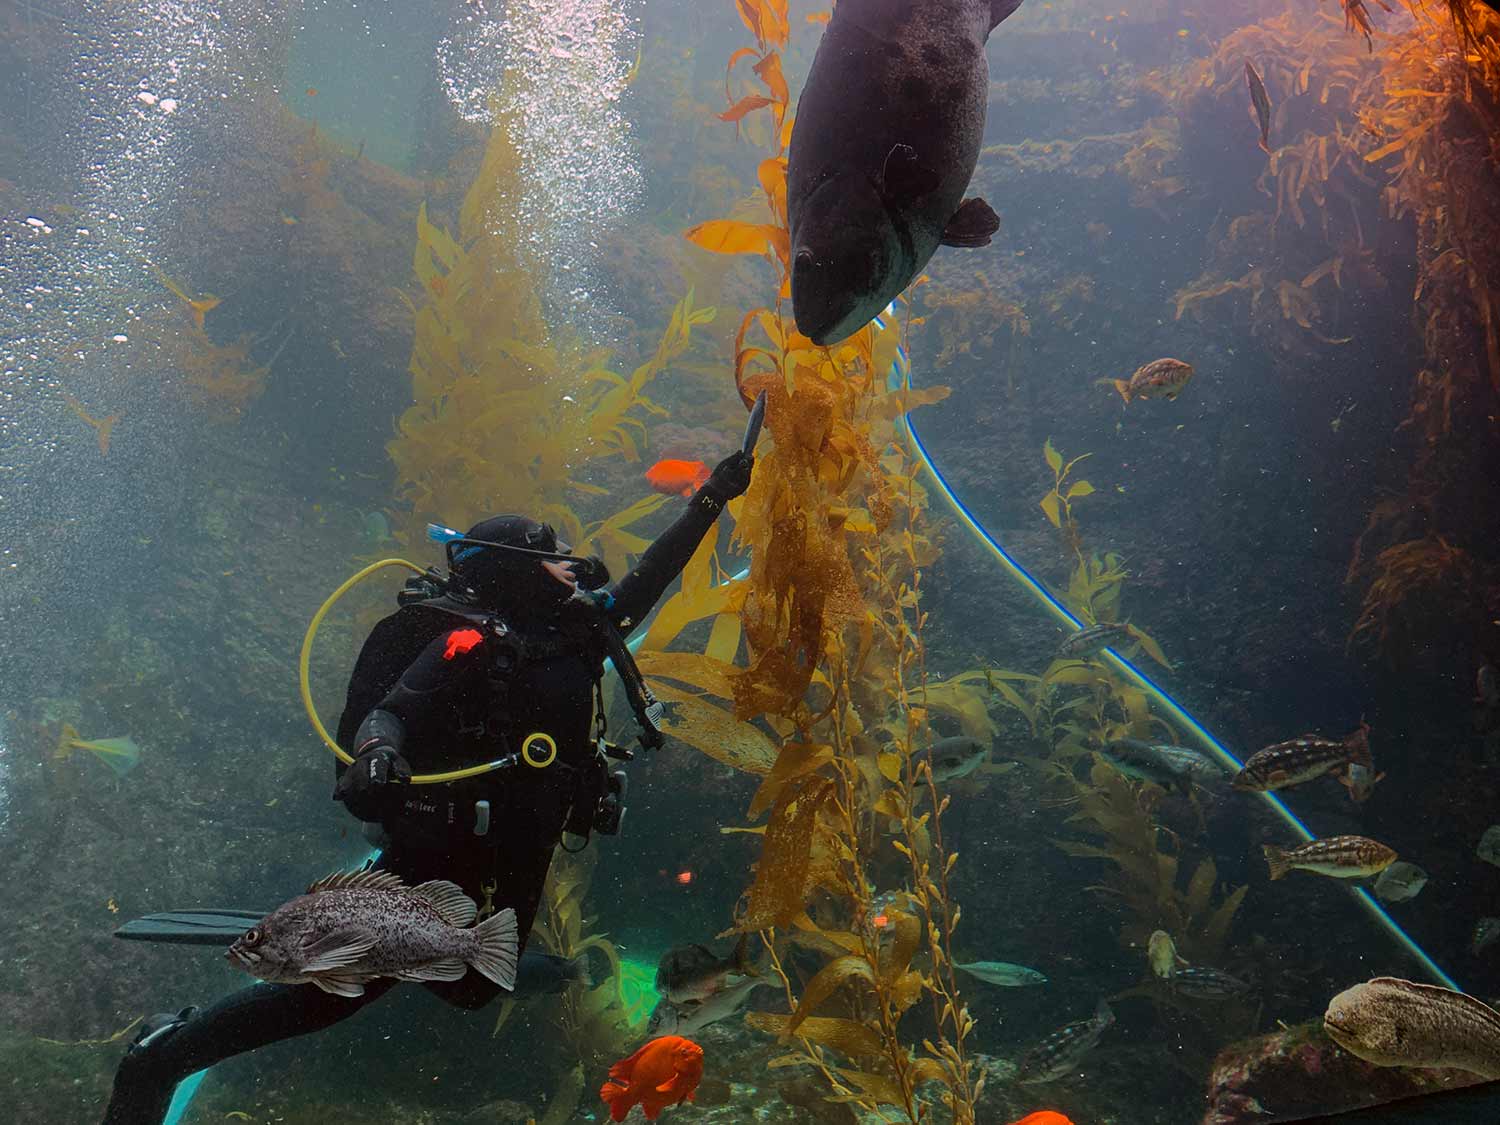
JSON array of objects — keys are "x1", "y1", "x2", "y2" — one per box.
[
  {"x1": 333, "y1": 744, "x2": 412, "y2": 805},
  {"x1": 699, "y1": 451, "x2": 753, "y2": 504}
]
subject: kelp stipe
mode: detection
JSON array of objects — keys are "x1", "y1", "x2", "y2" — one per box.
[{"x1": 650, "y1": 1, "x2": 987, "y2": 1119}]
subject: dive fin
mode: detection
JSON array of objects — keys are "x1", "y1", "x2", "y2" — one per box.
[
  {"x1": 410, "y1": 880, "x2": 479, "y2": 928},
  {"x1": 115, "y1": 909, "x2": 267, "y2": 945},
  {"x1": 300, "y1": 927, "x2": 378, "y2": 973},
  {"x1": 880, "y1": 144, "x2": 941, "y2": 203},
  {"x1": 940, "y1": 198, "x2": 1001, "y2": 248}
]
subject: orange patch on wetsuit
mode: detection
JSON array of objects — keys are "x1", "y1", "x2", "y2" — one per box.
[{"x1": 442, "y1": 628, "x2": 484, "y2": 660}]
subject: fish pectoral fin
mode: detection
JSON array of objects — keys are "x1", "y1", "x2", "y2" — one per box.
[
  {"x1": 655, "y1": 1078, "x2": 680, "y2": 1094},
  {"x1": 879, "y1": 143, "x2": 941, "y2": 204},
  {"x1": 300, "y1": 926, "x2": 378, "y2": 973},
  {"x1": 393, "y1": 958, "x2": 466, "y2": 982},
  {"x1": 309, "y1": 972, "x2": 369, "y2": 998},
  {"x1": 940, "y1": 198, "x2": 1001, "y2": 248}
]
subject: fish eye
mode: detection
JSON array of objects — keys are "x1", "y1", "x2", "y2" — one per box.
[{"x1": 242, "y1": 928, "x2": 263, "y2": 947}]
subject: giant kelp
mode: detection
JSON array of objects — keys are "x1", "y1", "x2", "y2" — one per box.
[
  {"x1": 633, "y1": 2, "x2": 986, "y2": 1120},
  {"x1": 388, "y1": 94, "x2": 716, "y2": 562},
  {"x1": 1342, "y1": 1, "x2": 1500, "y2": 660}
]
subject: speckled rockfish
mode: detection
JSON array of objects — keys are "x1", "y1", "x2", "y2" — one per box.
[
  {"x1": 1016, "y1": 1000, "x2": 1114, "y2": 1084},
  {"x1": 1111, "y1": 357, "x2": 1194, "y2": 404},
  {"x1": 1056, "y1": 621, "x2": 1133, "y2": 660},
  {"x1": 1232, "y1": 724, "x2": 1371, "y2": 794},
  {"x1": 1262, "y1": 835, "x2": 1397, "y2": 882},
  {"x1": 226, "y1": 869, "x2": 518, "y2": 997}
]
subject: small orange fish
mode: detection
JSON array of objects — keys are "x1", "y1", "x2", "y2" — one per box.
[
  {"x1": 1010, "y1": 1113, "x2": 1076, "y2": 1125},
  {"x1": 599, "y1": 1036, "x2": 704, "y2": 1121},
  {"x1": 645, "y1": 459, "x2": 711, "y2": 498},
  {"x1": 305, "y1": 87, "x2": 318, "y2": 97}
]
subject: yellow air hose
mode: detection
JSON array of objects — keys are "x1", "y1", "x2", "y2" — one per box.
[{"x1": 298, "y1": 558, "x2": 524, "y2": 785}]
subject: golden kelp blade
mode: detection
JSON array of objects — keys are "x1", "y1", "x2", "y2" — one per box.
[
  {"x1": 68, "y1": 736, "x2": 141, "y2": 778},
  {"x1": 649, "y1": 683, "x2": 778, "y2": 775}
]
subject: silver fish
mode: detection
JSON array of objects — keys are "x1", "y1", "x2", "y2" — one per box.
[
  {"x1": 647, "y1": 975, "x2": 772, "y2": 1037},
  {"x1": 1472, "y1": 918, "x2": 1500, "y2": 957},
  {"x1": 1373, "y1": 861, "x2": 1428, "y2": 904},
  {"x1": 655, "y1": 933, "x2": 755, "y2": 1004},
  {"x1": 1324, "y1": 977, "x2": 1500, "y2": 1078},
  {"x1": 1016, "y1": 1000, "x2": 1114, "y2": 1083},
  {"x1": 1057, "y1": 622, "x2": 1133, "y2": 659},
  {"x1": 1170, "y1": 966, "x2": 1251, "y2": 1001},
  {"x1": 921, "y1": 736, "x2": 991, "y2": 783},
  {"x1": 955, "y1": 960, "x2": 1047, "y2": 987},
  {"x1": 1102, "y1": 739, "x2": 1221, "y2": 795},
  {"x1": 226, "y1": 869, "x2": 518, "y2": 997}
]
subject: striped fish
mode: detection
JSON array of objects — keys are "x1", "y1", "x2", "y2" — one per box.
[
  {"x1": 1016, "y1": 1000, "x2": 1114, "y2": 1084},
  {"x1": 1233, "y1": 725, "x2": 1369, "y2": 793},
  {"x1": 1262, "y1": 835, "x2": 1397, "y2": 881}
]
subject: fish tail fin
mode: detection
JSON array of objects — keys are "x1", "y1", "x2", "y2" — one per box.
[
  {"x1": 1262, "y1": 845, "x2": 1291, "y2": 881},
  {"x1": 1112, "y1": 379, "x2": 1132, "y2": 404},
  {"x1": 468, "y1": 907, "x2": 519, "y2": 990},
  {"x1": 599, "y1": 1078, "x2": 631, "y2": 1121}
]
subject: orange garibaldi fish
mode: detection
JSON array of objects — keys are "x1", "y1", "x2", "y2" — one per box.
[
  {"x1": 1010, "y1": 1113, "x2": 1077, "y2": 1125},
  {"x1": 645, "y1": 459, "x2": 711, "y2": 498},
  {"x1": 599, "y1": 1035, "x2": 704, "y2": 1121}
]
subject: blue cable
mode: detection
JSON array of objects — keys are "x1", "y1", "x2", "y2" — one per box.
[
  {"x1": 165, "y1": 339, "x2": 1453, "y2": 1123},
  {"x1": 880, "y1": 318, "x2": 1457, "y2": 991}
]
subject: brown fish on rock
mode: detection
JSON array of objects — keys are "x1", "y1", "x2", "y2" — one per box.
[
  {"x1": 1111, "y1": 357, "x2": 1194, "y2": 405},
  {"x1": 1233, "y1": 724, "x2": 1370, "y2": 793},
  {"x1": 1324, "y1": 977, "x2": 1500, "y2": 1078},
  {"x1": 1262, "y1": 835, "x2": 1397, "y2": 881},
  {"x1": 226, "y1": 869, "x2": 518, "y2": 997}
]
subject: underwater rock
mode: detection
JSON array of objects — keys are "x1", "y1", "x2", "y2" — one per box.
[
  {"x1": 1202, "y1": 1020, "x2": 1485, "y2": 1124},
  {"x1": 1477, "y1": 825, "x2": 1500, "y2": 867}
]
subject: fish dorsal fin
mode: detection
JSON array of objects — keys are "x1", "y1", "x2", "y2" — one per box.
[
  {"x1": 1366, "y1": 977, "x2": 1500, "y2": 1030},
  {"x1": 411, "y1": 880, "x2": 478, "y2": 927},
  {"x1": 880, "y1": 144, "x2": 940, "y2": 205},
  {"x1": 307, "y1": 869, "x2": 406, "y2": 895}
]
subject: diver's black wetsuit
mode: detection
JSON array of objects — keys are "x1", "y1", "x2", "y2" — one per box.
[{"x1": 101, "y1": 473, "x2": 742, "y2": 1125}]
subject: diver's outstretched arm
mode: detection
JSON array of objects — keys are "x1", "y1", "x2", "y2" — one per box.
[
  {"x1": 101, "y1": 979, "x2": 396, "y2": 1125},
  {"x1": 609, "y1": 451, "x2": 753, "y2": 626}
]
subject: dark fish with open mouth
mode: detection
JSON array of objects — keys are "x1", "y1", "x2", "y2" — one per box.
[
  {"x1": 225, "y1": 869, "x2": 518, "y2": 997},
  {"x1": 787, "y1": 0, "x2": 1024, "y2": 345},
  {"x1": 655, "y1": 933, "x2": 756, "y2": 1005}
]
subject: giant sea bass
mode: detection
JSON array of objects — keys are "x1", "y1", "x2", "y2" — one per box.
[{"x1": 787, "y1": 0, "x2": 1023, "y2": 345}]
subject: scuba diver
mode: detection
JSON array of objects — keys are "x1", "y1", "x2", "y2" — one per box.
[{"x1": 100, "y1": 449, "x2": 753, "y2": 1125}]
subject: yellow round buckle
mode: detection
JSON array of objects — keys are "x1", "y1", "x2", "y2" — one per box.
[{"x1": 521, "y1": 732, "x2": 557, "y2": 769}]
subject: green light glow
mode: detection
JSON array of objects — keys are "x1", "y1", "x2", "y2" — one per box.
[{"x1": 617, "y1": 957, "x2": 659, "y2": 1030}]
